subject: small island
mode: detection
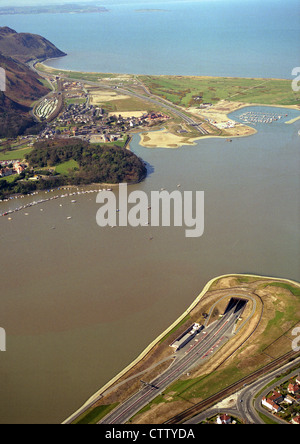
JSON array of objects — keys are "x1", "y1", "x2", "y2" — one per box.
[{"x1": 135, "y1": 9, "x2": 170, "y2": 13}]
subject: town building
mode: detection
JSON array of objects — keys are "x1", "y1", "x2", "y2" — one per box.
[
  {"x1": 216, "y1": 414, "x2": 232, "y2": 424},
  {"x1": 262, "y1": 391, "x2": 283, "y2": 413},
  {"x1": 288, "y1": 383, "x2": 300, "y2": 395}
]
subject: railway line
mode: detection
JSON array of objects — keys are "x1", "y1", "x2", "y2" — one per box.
[{"x1": 164, "y1": 350, "x2": 300, "y2": 424}]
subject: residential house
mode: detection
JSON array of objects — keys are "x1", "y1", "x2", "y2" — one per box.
[
  {"x1": 13, "y1": 161, "x2": 25, "y2": 175},
  {"x1": 288, "y1": 383, "x2": 300, "y2": 395},
  {"x1": 216, "y1": 414, "x2": 232, "y2": 424},
  {"x1": 284, "y1": 394, "x2": 296, "y2": 405},
  {"x1": 262, "y1": 391, "x2": 283, "y2": 413}
]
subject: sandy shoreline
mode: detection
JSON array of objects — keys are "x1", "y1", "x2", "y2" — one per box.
[
  {"x1": 139, "y1": 100, "x2": 300, "y2": 149},
  {"x1": 139, "y1": 99, "x2": 258, "y2": 149}
]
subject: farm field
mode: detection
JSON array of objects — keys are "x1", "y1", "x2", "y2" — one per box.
[{"x1": 139, "y1": 76, "x2": 300, "y2": 108}]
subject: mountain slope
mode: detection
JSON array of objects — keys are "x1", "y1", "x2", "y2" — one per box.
[
  {"x1": 0, "y1": 27, "x2": 66, "y2": 138},
  {"x1": 0, "y1": 27, "x2": 66, "y2": 64},
  {"x1": 0, "y1": 91, "x2": 38, "y2": 138},
  {"x1": 0, "y1": 53, "x2": 50, "y2": 107}
]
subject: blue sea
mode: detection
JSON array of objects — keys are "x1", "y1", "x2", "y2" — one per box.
[{"x1": 0, "y1": 0, "x2": 299, "y2": 79}]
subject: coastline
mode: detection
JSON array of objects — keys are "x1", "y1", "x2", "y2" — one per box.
[
  {"x1": 139, "y1": 125, "x2": 258, "y2": 149},
  {"x1": 141, "y1": 100, "x2": 300, "y2": 150},
  {"x1": 35, "y1": 61, "x2": 300, "y2": 150},
  {"x1": 62, "y1": 272, "x2": 300, "y2": 424}
]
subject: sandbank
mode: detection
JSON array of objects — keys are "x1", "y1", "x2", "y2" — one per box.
[
  {"x1": 285, "y1": 115, "x2": 300, "y2": 124},
  {"x1": 139, "y1": 128, "x2": 200, "y2": 149}
]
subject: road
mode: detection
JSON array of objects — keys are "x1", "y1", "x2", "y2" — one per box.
[
  {"x1": 100, "y1": 301, "x2": 246, "y2": 424},
  {"x1": 185, "y1": 357, "x2": 300, "y2": 424},
  {"x1": 31, "y1": 62, "x2": 209, "y2": 135}
]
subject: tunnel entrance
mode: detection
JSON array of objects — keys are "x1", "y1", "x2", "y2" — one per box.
[{"x1": 224, "y1": 297, "x2": 248, "y2": 315}]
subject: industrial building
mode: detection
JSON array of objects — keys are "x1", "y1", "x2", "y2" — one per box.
[{"x1": 170, "y1": 323, "x2": 203, "y2": 351}]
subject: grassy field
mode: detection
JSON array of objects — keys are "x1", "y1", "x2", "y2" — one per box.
[
  {"x1": 55, "y1": 159, "x2": 79, "y2": 175},
  {"x1": 0, "y1": 174, "x2": 18, "y2": 183},
  {"x1": 140, "y1": 75, "x2": 300, "y2": 108},
  {"x1": 0, "y1": 146, "x2": 33, "y2": 161}
]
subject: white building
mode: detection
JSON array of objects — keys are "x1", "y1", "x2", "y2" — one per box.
[{"x1": 170, "y1": 323, "x2": 202, "y2": 351}]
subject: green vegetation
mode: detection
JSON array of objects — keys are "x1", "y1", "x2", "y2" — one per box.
[
  {"x1": 260, "y1": 282, "x2": 300, "y2": 297},
  {"x1": 0, "y1": 138, "x2": 146, "y2": 199},
  {"x1": 159, "y1": 315, "x2": 190, "y2": 344},
  {"x1": 55, "y1": 159, "x2": 79, "y2": 175},
  {"x1": 72, "y1": 403, "x2": 118, "y2": 425},
  {"x1": 0, "y1": 174, "x2": 17, "y2": 183},
  {"x1": 257, "y1": 412, "x2": 279, "y2": 424},
  {"x1": 0, "y1": 146, "x2": 33, "y2": 161},
  {"x1": 140, "y1": 75, "x2": 300, "y2": 108},
  {"x1": 26, "y1": 138, "x2": 146, "y2": 185},
  {"x1": 0, "y1": 91, "x2": 47, "y2": 139}
]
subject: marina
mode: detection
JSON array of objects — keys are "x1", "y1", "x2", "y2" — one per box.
[
  {"x1": 0, "y1": 188, "x2": 109, "y2": 218},
  {"x1": 237, "y1": 111, "x2": 287, "y2": 125}
]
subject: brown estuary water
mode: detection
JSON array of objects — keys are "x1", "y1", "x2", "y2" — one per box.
[{"x1": 0, "y1": 106, "x2": 299, "y2": 423}]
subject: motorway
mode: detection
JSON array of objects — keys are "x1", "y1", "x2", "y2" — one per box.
[{"x1": 100, "y1": 300, "x2": 246, "y2": 424}]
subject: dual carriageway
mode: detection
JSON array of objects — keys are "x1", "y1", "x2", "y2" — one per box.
[{"x1": 100, "y1": 297, "x2": 248, "y2": 424}]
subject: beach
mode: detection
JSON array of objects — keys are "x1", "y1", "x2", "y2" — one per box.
[{"x1": 139, "y1": 101, "x2": 258, "y2": 149}]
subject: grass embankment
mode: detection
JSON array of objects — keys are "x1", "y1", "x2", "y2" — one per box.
[{"x1": 72, "y1": 403, "x2": 119, "y2": 425}]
